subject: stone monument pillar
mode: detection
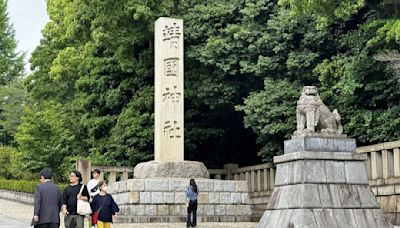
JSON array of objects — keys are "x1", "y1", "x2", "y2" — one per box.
[
  {"x1": 154, "y1": 17, "x2": 184, "y2": 162},
  {"x1": 257, "y1": 86, "x2": 393, "y2": 227},
  {"x1": 134, "y1": 17, "x2": 208, "y2": 179}
]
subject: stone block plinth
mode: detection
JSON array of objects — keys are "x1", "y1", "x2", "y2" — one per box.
[
  {"x1": 284, "y1": 137, "x2": 356, "y2": 154},
  {"x1": 134, "y1": 161, "x2": 209, "y2": 179},
  {"x1": 257, "y1": 136, "x2": 393, "y2": 228},
  {"x1": 109, "y1": 178, "x2": 252, "y2": 223}
]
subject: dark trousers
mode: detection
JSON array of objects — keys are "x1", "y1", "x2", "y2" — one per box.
[
  {"x1": 34, "y1": 223, "x2": 59, "y2": 228},
  {"x1": 186, "y1": 199, "x2": 197, "y2": 227}
]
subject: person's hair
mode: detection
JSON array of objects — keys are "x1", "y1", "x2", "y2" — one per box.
[
  {"x1": 39, "y1": 168, "x2": 53, "y2": 179},
  {"x1": 92, "y1": 169, "x2": 101, "y2": 174},
  {"x1": 71, "y1": 170, "x2": 82, "y2": 183},
  {"x1": 98, "y1": 180, "x2": 107, "y2": 191},
  {"x1": 189, "y1": 179, "x2": 198, "y2": 194}
]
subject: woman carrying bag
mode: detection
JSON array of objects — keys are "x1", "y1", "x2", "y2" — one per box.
[{"x1": 90, "y1": 181, "x2": 119, "y2": 228}]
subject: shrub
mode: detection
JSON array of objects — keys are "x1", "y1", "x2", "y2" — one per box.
[{"x1": 0, "y1": 179, "x2": 67, "y2": 193}]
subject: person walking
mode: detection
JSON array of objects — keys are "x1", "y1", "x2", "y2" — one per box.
[
  {"x1": 90, "y1": 180, "x2": 119, "y2": 228},
  {"x1": 62, "y1": 170, "x2": 90, "y2": 228},
  {"x1": 31, "y1": 168, "x2": 62, "y2": 228},
  {"x1": 88, "y1": 169, "x2": 101, "y2": 200},
  {"x1": 186, "y1": 179, "x2": 198, "y2": 228}
]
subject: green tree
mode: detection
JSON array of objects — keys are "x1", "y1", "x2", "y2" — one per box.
[
  {"x1": 0, "y1": 0, "x2": 24, "y2": 85},
  {"x1": 0, "y1": 80, "x2": 27, "y2": 146}
]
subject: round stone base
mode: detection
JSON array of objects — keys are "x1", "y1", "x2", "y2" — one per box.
[{"x1": 133, "y1": 161, "x2": 210, "y2": 178}]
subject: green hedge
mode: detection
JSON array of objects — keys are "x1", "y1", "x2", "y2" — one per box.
[{"x1": 0, "y1": 179, "x2": 67, "y2": 193}]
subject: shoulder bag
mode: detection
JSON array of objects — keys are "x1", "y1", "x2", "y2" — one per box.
[{"x1": 77, "y1": 185, "x2": 92, "y2": 216}]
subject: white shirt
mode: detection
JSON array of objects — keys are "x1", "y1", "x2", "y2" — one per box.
[{"x1": 87, "y1": 179, "x2": 100, "y2": 197}]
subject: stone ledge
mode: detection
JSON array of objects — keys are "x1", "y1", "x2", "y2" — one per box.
[
  {"x1": 284, "y1": 137, "x2": 356, "y2": 154},
  {"x1": 0, "y1": 190, "x2": 34, "y2": 205},
  {"x1": 274, "y1": 151, "x2": 367, "y2": 164}
]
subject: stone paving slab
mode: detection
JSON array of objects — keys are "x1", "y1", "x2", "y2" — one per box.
[
  {"x1": 0, "y1": 215, "x2": 27, "y2": 228},
  {"x1": 0, "y1": 198, "x2": 257, "y2": 227}
]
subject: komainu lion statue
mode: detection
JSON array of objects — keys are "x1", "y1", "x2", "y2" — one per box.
[{"x1": 294, "y1": 86, "x2": 343, "y2": 136}]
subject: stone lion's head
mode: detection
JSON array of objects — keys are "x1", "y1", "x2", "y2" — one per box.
[{"x1": 301, "y1": 86, "x2": 319, "y2": 97}]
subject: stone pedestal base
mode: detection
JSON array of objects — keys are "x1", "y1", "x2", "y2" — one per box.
[
  {"x1": 134, "y1": 161, "x2": 209, "y2": 179},
  {"x1": 109, "y1": 178, "x2": 252, "y2": 223},
  {"x1": 257, "y1": 137, "x2": 393, "y2": 228}
]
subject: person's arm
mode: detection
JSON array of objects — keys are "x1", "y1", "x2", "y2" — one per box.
[
  {"x1": 33, "y1": 185, "x2": 41, "y2": 222},
  {"x1": 79, "y1": 185, "x2": 90, "y2": 201},
  {"x1": 110, "y1": 195, "x2": 119, "y2": 214},
  {"x1": 90, "y1": 195, "x2": 98, "y2": 212},
  {"x1": 61, "y1": 187, "x2": 69, "y2": 215}
]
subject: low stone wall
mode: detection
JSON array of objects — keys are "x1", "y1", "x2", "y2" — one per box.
[
  {"x1": 109, "y1": 178, "x2": 252, "y2": 223},
  {"x1": 0, "y1": 190, "x2": 34, "y2": 205}
]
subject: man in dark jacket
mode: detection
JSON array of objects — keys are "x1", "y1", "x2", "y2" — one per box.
[{"x1": 32, "y1": 168, "x2": 62, "y2": 228}]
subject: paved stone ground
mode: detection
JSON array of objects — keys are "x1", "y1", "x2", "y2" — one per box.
[{"x1": 0, "y1": 198, "x2": 257, "y2": 228}]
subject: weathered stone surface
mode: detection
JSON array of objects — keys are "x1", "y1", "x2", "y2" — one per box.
[
  {"x1": 276, "y1": 185, "x2": 290, "y2": 209},
  {"x1": 288, "y1": 160, "x2": 304, "y2": 184},
  {"x1": 357, "y1": 185, "x2": 379, "y2": 208},
  {"x1": 318, "y1": 185, "x2": 333, "y2": 208},
  {"x1": 231, "y1": 193, "x2": 241, "y2": 204},
  {"x1": 203, "y1": 205, "x2": 215, "y2": 216},
  {"x1": 372, "y1": 209, "x2": 394, "y2": 227},
  {"x1": 197, "y1": 192, "x2": 208, "y2": 204},
  {"x1": 215, "y1": 205, "x2": 226, "y2": 215},
  {"x1": 237, "y1": 205, "x2": 252, "y2": 215},
  {"x1": 274, "y1": 163, "x2": 289, "y2": 186},
  {"x1": 220, "y1": 193, "x2": 232, "y2": 204},
  {"x1": 157, "y1": 205, "x2": 169, "y2": 216},
  {"x1": 353, "y1": 209, "x2": 377, "y2": 228},
  {"x1": 174, "y1": 192, "x2": 186, "y2": 204},
  {"x1": 284, "y1": 137, "x2": 356, "y2": 154},
  {"x1": 129, "y1": 205, "x2": 145, "y2": 215},
  {"x1": 151, "y1": 192, "x2": 163, "y2": 204},
  {"x1": 338, "y1": 185, "x2": 361, "y2": 208},
  {"x1": 139, "y1": 192, "x2": 151, "y2": 204},
  {"x1": 196, "y1": 179, "x2": 214, "y2": 192},
  {"x1": 274, "y1": 151, "x2": 367, "y2": 164},
  {"x1": 328, "y1": 184, "x2": 342, "y2": 208},
  {"x1": 290, "y1": 209, "x2": 318, "y2": 227},
  {"x1": 127, "y1": 179, "x2": 145, "y2": 191},
  {"x1": 164, "y1": 192, "x2": 174, "y2": 204},
  {"x1": 208, "y1": 192, "x2": 219, "y2": 204},
  {"x1": 301, "y1": 184, "x2": 321, "y2": 208},
  {"x1": 276, "y1": 209, "x2": 293, "y2": 227},
  {"x1": 241, "y1": 193, "x2": 251, "y2": 204},
  {"x1": 345, "y1": 161, "x2": 369, "y2": 184},
  {"x1": 215, "y1": 180, "x2": 235, "y2": 192},
  {"x1": 266, "y1": 187, "x2": 280, "y2": 209},
  {"x1": 304, "y1": 160, "x2": 326, "y2": 183},
  {"x1": 145, "y1": 179, "x2": 169, "y2": 191},
  {"x1": 314, "y1": 209, "x2": 338, "y2": 228},
  {"x1": 168, "y1": 179, "x2": 187, "y2": 192},
  {"x1": 226, "y1": 205, "x2": 237, "y2": 215},
  {"x1": 235, "y1": 181, "x2": 248, "y2": 192},
  {"x1": 326, "y1": 161, "x2": 345, "y2": 183},
  {"x1": 333, "y1": 209, "x2": 357, "y2": 227},
  {"x1": 134, "y1": 161, "x2": 209, "y2": 178}
]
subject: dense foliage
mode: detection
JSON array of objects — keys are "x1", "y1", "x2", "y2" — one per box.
[
  {"x1": 0, "y1": 179, "x2": 67, "y2": 193},
  {"x1": 0, "y1": 0, "x2": 399, "y2": 180}
]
